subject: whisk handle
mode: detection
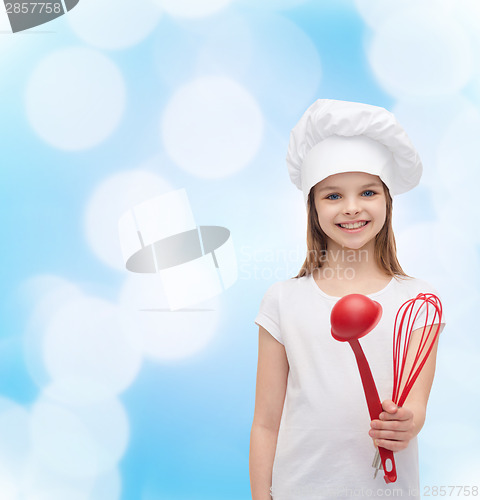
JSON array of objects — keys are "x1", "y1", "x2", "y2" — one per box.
[{"x1": 378, "y1": 447, "x2": 397, "y2": 483}]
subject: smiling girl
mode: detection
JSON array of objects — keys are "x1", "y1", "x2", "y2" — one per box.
[{"x1": 249, "y1": 100, "x2": 446, "y2": 500}]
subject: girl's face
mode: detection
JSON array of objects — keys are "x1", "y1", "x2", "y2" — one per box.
[{"x1": 313, "y1": 171, "x2": 387, "y2": 251}]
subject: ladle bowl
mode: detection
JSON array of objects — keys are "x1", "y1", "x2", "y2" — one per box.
[{"x1": 331, "y1": 293, "x2": 382, "y2": 342}]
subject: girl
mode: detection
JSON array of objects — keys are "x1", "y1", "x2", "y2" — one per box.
[{"x1": 249, "y1": 99, "x2": 446, "y2": 500}]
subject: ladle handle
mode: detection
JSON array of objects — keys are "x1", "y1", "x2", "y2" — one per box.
[{"x1": 349, "y1": 339, "x2": 397, "y2": 483}]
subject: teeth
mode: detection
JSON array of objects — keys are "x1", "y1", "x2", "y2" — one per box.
[{"x1": 339, "y1": 221, "x2": 368, "y2": 229}]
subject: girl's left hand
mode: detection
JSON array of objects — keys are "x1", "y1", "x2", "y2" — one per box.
[{"x1": 369, "y1": 399, "x2": 415, "y2": 452}]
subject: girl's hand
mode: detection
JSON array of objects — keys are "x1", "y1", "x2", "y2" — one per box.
[{"x1": 369, "y1": 399, "x2": 415, "y2": 452}]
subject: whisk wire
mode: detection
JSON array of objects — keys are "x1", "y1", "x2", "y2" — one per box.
[{"x1": 392, "y1": 294, "x2": 443, "y2": 407}]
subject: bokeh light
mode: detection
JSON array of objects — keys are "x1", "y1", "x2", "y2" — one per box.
[
  {"x1": 152, "y1": 0, "x2": 233, "y2": 19},
  {"x1": 0, "y1": 397, "x2": 30, "y2": 497},
  {"x1": 43, "y1": 296, "x2": 142, "y2": 396},
  {"x1": 355, "y1": 0, "x2": 455, "y2": 28},
  {"x1": 161, "y1": 75, "x2": 264, "y2": 178},
  {"x1": 391, "y1": 95, "x2": 473, "y2": 192},
  {"x1": 25, "y1": 47, "x2": 126, "y2": 150},
  {"x1": 246, "y1": 12, "x2": 322, "y2": 118},
  {"x1": 68, "y1": 0, "x2": 162, "y2": 50},
  {"x1": 119, "y1": 274, "x2": 220, "y2": 361},
  {"x1": 22, "y1": 276, "x2": 85, "y2": 389},
  {"x1": 367, "y1": 6, "x2": 473, "y2": 98},
  {"x1": 30, "y1": 394, "x2": 129, "y2": 478},
  {"x1": 84, "y1": 168, "x2": 173, "y2": 270}
]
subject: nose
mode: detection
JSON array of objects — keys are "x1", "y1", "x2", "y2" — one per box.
[{"x1": 343, "y1": 197, "x2": 361, "y2": 216}]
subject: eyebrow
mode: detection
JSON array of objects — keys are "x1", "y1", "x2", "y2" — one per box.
[{"x1": 317, "y1": 182, "x2": 382, "y2": 193}]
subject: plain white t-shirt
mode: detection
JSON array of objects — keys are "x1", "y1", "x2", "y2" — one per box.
[{"x1": 254, "y1": 273, "x2": 446, "y2": 500}]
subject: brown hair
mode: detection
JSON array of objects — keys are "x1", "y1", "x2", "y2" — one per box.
[{"x1": 292, "y1": 180, "x2": 411, "y2": 279}]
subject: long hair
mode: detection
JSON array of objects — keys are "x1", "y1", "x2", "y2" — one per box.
[{"x1": 292, "y1": 180, "x2": 411, "y2": 279}]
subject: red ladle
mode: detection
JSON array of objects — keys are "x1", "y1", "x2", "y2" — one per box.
[{"x1": 330, "y1": 293, "x2": 397, "y2": 484}]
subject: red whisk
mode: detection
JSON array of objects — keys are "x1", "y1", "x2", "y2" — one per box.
[
  {"x1": 372, "y1": 292, "x2": 443, "y2": 479},
  {"x1": 392, "y1": 293, "x2": 443, "y2": 406}
]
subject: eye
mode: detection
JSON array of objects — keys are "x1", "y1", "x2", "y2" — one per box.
[
  {"x1": 362, "y1": 190, "x2": 376, "y2": 197},
  {"x1": 326, "y1": 193, "x2": 341, "y2": 200}
]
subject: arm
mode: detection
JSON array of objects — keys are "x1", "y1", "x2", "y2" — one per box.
[
  {"x1": 250, "y1": 326, "x2": 289, "y2": 500},
  {"x1": 369, "y1": 324, "x2": 441, "y2": 451}
]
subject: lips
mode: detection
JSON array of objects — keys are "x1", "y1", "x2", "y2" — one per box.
[
  {"x1": 335, "y1": 221, "x2": 370, "y2": 232},
  {"x1": 337, "y1": 221, "x2": 369, "y2": 229}
]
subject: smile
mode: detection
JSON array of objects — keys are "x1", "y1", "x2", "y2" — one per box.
[{"x1": 336, "y1": 221, "x2": 370, "y2": 232}]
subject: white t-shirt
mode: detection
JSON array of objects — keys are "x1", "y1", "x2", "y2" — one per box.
[{"x1": 254, "y1": 273, "x2": 446, "y2": 500}]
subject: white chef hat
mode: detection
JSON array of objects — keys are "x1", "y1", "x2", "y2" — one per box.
[{"x1": 286, "y1": 99, "x2": 423, "y2": 205}]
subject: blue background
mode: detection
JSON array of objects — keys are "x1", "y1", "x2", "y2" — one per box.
[{"x1": 1, "y1": 0, "x2": 479, "y2": 498}]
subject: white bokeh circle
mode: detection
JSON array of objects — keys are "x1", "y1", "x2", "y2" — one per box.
[
  {"x1": 237, "y1": 0, "x2": 311, "y2": 10},
  {"x1": 152, "y1": 20, "x2": 203, "y2": 89},
  {"x1": 434, "y1": 104, "x2": 480, "y2": 246},
  {"x1": 154, "y1": 12, "x2": 320, "y2": 120},
  {"x1": 68, "y1": 0, "x2": 162, "y2": 50},
  {"x1": 367, "y1": 6, "x2": 473, "y2": 98},
  {"x1": 153, "y1": 9, "x2": 253, "y2": 91},
  {"x1": 439, "y1": 347, "x2": 480, "y2": 398},
  {"x1": 20, "y1": 466, "x2": 121, "y2": 500},
  {"x1": 88, "y1": 468, "x2": 121, "y2": 500},
  {"x1": 84, "y1": 168, "x2": 173, "y2": 270},
  {"x1": 355, "y1": 0, "x2": 455, "y2": 29},
  {"x1": 30, "y1": 395, "x2": 129, "y2": 479},
  {"x1": 395, "y1": 220, "x2": 478, "y2": 323},
  {"x1": 152, "y1": 0, "x2": 232, "y2": 18},
  {"x1": 24, "y1": 490, "x2": 89, "y2": 500},
  {"x1": 391, "y1": 95, "x2": 473, "y2": 192},
  {"x1": 436, "y1": 104, "x2": 480, "y2": 196},
  {"x1": 195, "y1": 12, "x2": 253, "y2": 84},
  {"x1": 161, "y1": 76, "x2": 264, "y2": 178},
  {"x1": 43, "y1": 376, "x2": 122, "y2": 408},
  {"x1": 436, "y1": 194, "x2": 480, "y2": 250},
  {"x1": 444, "y1": 456, "x2": 480, "y2": 490},
  {"x1": 43, "y1": 295, "x2": 143, "y2": 396},
  {"x1": 453, "y1": 0, "x2": 480, "y2": 86},
  {"x1": 21, "y1": 455, "x2": 120, "y2": 500},
  {"x1": 0, "y1": 461, "x2": 17, "y2": 500},
  {"x1": 421, "y1": 421, "x2": 479, "y2": 451},
  {"x1": 25, "y1": 47, "x2": 126, "y2": 150},
  {"x1": 21, "y1": 454, "x2": 92, "y2": 499},
  {"x1": 246, "y1": 13, "x2": 321, "y2": 117},
  {"x1": 395, "y1": 221, "x2": 447, "y2": 280},
  {"x1": 0, "y1": 397, "x2": 31, "y2": 497},
  {"x1": 119, "y1": 273, "x2": 220, "y2": 361},
  {"x1": 21, "y1": 276, "x2": 84, "y2": 389}
]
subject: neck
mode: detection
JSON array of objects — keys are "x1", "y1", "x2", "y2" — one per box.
[{"x1": 317, "y1": 239, "x2": 387, "y2": 280}]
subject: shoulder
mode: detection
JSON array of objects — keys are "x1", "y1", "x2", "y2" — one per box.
[
  {"x1": 261, "y1": 275, "x2": 308, "y2": 297},
  {"x1": 256, "y1": 276, "x2": 311, "y2": 314},
  {"x1": 391, "y1": 275, "x2": 441, "y2": 296}
]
